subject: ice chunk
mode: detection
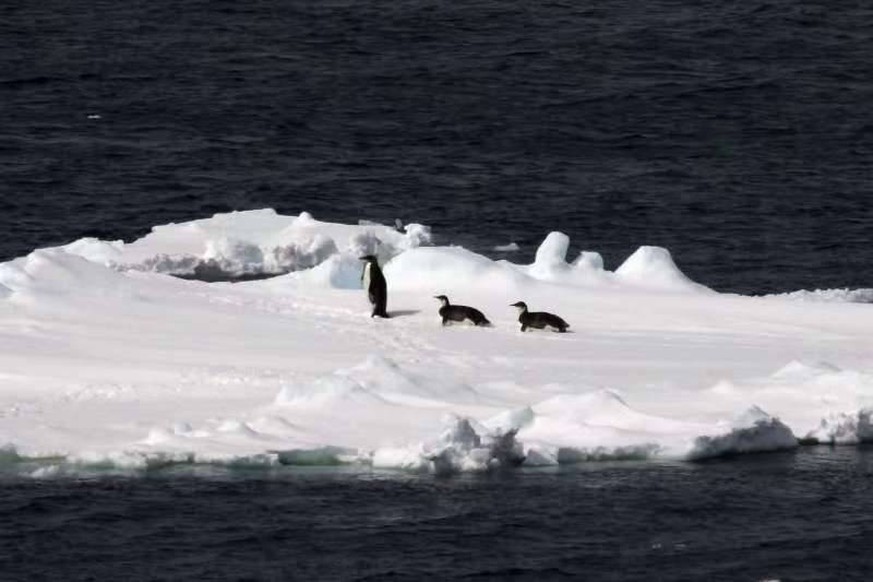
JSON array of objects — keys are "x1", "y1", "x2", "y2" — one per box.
[
  {"x1": 58, "y1": 209, "x2": 432, "y2": 281},
  {"x1": 0, "y1": 444, "x2": 21, "y2": 465},
  {"x1": 687, "y1": 406, "x2": 797, "y2": 460},
  {"x1": 529, "y1": 231, "x2": 570, "y2": 278},
  {"x1": 615, "y1": 246, "x2": 710, "y2": 293},
  {"x1": 274, "y1": 446, "x2": 359, "y2": 466},
  {"x1": 807, "y1": 410, "x2": 873, "y2": 445},
  {"x1": 373, "y1": 416, "x2": 524, "y2": 474},
  {"x1": 768, "y1": 288, "x2": 873, "y2": 303},
  {"x1": 484, "y1": 406, "x2": 535, "y2": 433}
]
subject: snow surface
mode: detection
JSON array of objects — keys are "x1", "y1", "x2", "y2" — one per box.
[{"x1": 2, "y1": 209, "x2": 873, "y2": 474}]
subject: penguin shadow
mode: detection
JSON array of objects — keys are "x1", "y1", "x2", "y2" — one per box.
[
  {"x1": 527, "y1": 328, "x2": 575, "y2": 335},
  {"x1": 387, "y1": 309, "x2": 421, "y2": 318}
]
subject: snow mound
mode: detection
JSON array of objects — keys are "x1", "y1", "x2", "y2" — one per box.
[
  {"x1": 529, "y1": 232, "x2": 571, "y2": 278},
  {"x1": 522, "y1": 232, "x2": 608, "y2": 284},
  {"x1": 531, "y1": 390, "x2": 689, "y2": 436},
  {"x1": 511, "y1": 391, "x2": 679, "y2": 462},
  {"x1": 385, "y1": 233, "x2": 617, "y2": 293},
  {"x1": 267, "y1": 254, "x2": 366, "y2": 289},
  {"x1": 485, "y1": 393, "x2": 800, "y2": 463},
  {"x1": 275, "y1": 374, "x2": 386, "y2": 408},
  {"x1": 493, "y1": 242, "x2": 520, "y2": 252},
  {"x1": 275, "y1": 355, "x2": 480, "y2": 407},
  {"x1": 60, "y1": 237, "x2": 124, "y2": 264},
  {"x1": 61, "y1": 209, "x2": 431, "y2": 280},
  {"x1": 384, "y1": 246, "x2": 529, "y2": 292},
  {"x1": 771, "y1": 360, "x2": 842, "y2": 381},
  {"x1": 572, "y1": 251, "x2": 605, "y2": 273},
  {"x1": 704, "y1": 361, "x2": 873, "y2": 446},
  {"x1": 615, "y1": 246, "x2": 710, "y2": 293},
  {"x1": 0, "y1": 249, "x2": 145, "y2": 302},
  {"x1": 687, "y1": 406, "x2": 797, "y2": 460}
]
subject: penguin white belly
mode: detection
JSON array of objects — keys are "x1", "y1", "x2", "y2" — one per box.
[{"x1": 362, "y1": 262, "x2": 371, "y2": 291}]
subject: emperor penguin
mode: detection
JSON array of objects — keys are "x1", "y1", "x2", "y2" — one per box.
[
  {"x1": 360, "y1": 255, "x2": 389, "y2": 318},
  {"x1": 510, "y1": 301, "x2": 569, "y2": 333},
  {"x1": 434, "y1": 295, "x2": 491, "y2": 327}
]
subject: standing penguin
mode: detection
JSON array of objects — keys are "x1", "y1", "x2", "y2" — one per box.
[
  {"x1": 434, "y1": 295, "x2": 491, "y2": 327},
  {"x1": 360, "y1": 255, "x2": 389, "y2": 318},
  {"x1": 510, "y1": 301, "x2": 569, "y2": 332}
]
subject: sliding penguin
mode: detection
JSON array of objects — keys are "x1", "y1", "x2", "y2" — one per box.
[
  {"x1": 434, "y1": 295, "x2": 490, "y2": 326},
  {"x1": 359, "y1": 255, "x2": 389, "y2": 318},
  {"x1": 510, "y1": 301, "x2": 569, "y2": 333}
]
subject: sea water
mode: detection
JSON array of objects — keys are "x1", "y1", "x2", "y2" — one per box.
[
  {"x1": 2, "y1": 447, "x2": 872, "y2": 580},
  {"x1": 1, "y1": 0, "x2": 871, "y2": 578},
  {"x1": 1, "y1": 0, "x2": 870, "y2": 294}
]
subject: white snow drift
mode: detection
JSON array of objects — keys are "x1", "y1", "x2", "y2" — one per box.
[{"x1": 1, "y1": 209, "x2": 872, "y2": 475}]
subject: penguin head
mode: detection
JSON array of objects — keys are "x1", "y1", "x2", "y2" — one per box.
[
  {"x1": 510, "y1": 301, "x2": 528, "y2": 312},
  {"x1": 358, "y1": 254, "x2": 377, "y2": 264},
  {"x1": 434, "y1": 295, "x2": 449, "y2": 306}
]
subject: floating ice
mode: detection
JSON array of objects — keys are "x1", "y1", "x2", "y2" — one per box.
[{"x1": 0, "y1": 210, "x2": 871, "y2": 473}]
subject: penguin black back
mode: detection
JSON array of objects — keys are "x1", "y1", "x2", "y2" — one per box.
[
  {"x1": 434, "y1": 295, "x2": 490, "y2": 326},
  {"x1": 360, "y1": 255, "x2": 389, "y2": 318},
  {"x1": 510, "y1": 301, "x2": 568, "y2": 332}
]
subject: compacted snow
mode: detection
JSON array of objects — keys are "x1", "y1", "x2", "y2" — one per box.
[{"x1": 1, "y1": 209, "x2": 872, "y2": 474}]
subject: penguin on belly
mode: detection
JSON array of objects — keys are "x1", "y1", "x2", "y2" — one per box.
[{"x1": 434, "y1": 295, "x2": 490, "y2": 327}]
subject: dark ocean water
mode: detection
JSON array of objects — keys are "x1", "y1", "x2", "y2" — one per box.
[
  {"x1": 1, "y1": 0, "x2": 871, "y2": 293},
  {"x1": 2, "y1": 447, "x2": 873, "y2": 581},
  {"x1": 2, "y1": 1, "x2": 873, "y2": 579}
]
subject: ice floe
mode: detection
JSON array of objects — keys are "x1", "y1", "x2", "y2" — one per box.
[{"x1": 1, "y1": 209, "x2": 873, "y2": 474}]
